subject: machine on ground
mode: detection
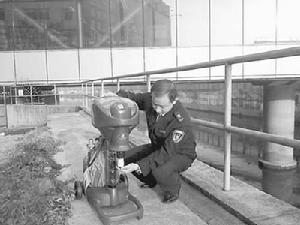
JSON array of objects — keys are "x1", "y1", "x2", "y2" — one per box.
[{"x1": 74, "y1": 96, "x2": 143, "y2": 225}]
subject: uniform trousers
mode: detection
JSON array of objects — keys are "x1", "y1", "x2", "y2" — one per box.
[{"x1": 125, "y1": 144, "x2": 193, "y2": 195}]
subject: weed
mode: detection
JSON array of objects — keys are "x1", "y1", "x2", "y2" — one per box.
[{"x1": 0, "y1": 128, "x2": 72, "y2": 225}]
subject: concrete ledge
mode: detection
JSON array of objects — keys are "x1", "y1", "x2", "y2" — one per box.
[
  {"x1": 49, "y1": 112, "x2": 207, "y2": 225},
  {"x1": 181, "y1": 161, "x2": 300, "y2": 225},
  {"x1": 129, "y1": 129, "x2": 300, "y2": 225},
  {"x1": 7, "y1": 104, "x2": 47, "y2": 128},
  {"x1": 47, "y1": 105, "x2": 79, "y2": 114},
  {"x1": 5, "y1": 105, "x2": 78, "y2": 128},
  {"x1": 79, "y1": 109, "x2": 300, "y2": 225}
]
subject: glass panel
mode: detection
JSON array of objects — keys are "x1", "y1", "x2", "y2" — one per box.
[
  {"x1": 79, "y1": 49, "x2": 111, "y2": 80},
  {"x1": 276, "y1": 45, "x2": 300, "y2": 78},
  {"x1": 144, "y1": 0, "x2": 172, "y2": 47},
  {"x1": 176, "y1": 0, "x2": 209, "y2": 80},
  {"x1": 47, "y1": 50, "x2": 79, "y2": 81},
  {"x1": 244, "y1": 0, "x2": 276, "y2": 45},
  {"x1": 145, "y1": 47, "x2": 176, "y2": 79},
  {"x1": 112, "y1": 48, "x2": 143, "y2": 76},
  {"x1": 110, "y1": 0, "x2": 143, "y2": 47},
  {"x1": 211, "y1": 0, "x2": 242, "y2": 45},
  {"x1": 178, "y1": 0, "x2": 209, "y2": 47},
  {"x1": 13, "y1": 2, "x2": 48, "y2": 50},
  {"x1": 144, "y1": 0, "x2": 175, "y2": 79},
  {"x1": 82, "y1": 0, "x2": 110, "y2": 48},
  {"x1": 277, "y1": 0, "x2": 300, "y2": 43},
  {"x1": 111, "y1": 0, "x2": 144, "y2": 77},
  {"x1": 44, "y1": 1, "x2": 78, "y2": 49},
  {"x1": 15, "y1": 51, "x2": 47, "y2": 82},
  {"x1": 0, "y1": 3, "x2": 11, "y2": 50},
  {"x1": 177, "y1": 46, "x2": 209, "y2": 80},
  {"x1": 243, "y1": 46, "x2": 276, "y2": 78},
  {"x1": 0, "y1": 52, "x2": 15, "y2": 81},
  {"x1": 211, "y1": 46, "x2": 243, "y2": 79}
]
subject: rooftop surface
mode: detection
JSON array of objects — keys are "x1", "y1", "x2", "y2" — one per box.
[{"x1": 48, "y1": 111, "x2": 300, "y2": 225}]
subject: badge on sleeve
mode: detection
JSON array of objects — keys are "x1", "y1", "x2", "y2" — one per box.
[
  {"x1": 174, "y1": 111, "x2": 184, "y2": 122},
  {"x1": 172, "y1": 130, "x2": 185, "y2": 143}
]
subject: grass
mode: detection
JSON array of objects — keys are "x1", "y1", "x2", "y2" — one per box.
[{"x1": 0, "y1": 128, "x2": 72, "y2": 225}]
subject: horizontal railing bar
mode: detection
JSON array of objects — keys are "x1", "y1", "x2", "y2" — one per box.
[
  {"x1": 2, "y1": 94, "x2": 89, "y2": 97},
  {"x1": 192, "y1": 118, "x2": 224, "y2": 130},
  {"x1": 192, "y1": 118, "x2": 300, "y2": 149},
  {"x1": 227, "y1": 126, "x2": 300, "y2": 148},
  {"x1": 83, "y1": 46, "x2": 300, "y2": 83},
  {"x1": 2, "y1": 76, "x2": 300, "y2": 87}
]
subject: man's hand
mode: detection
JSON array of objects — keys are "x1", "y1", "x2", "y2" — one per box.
[{"x1": 119, "y1": 163, "x2": 141, "y2": 174}]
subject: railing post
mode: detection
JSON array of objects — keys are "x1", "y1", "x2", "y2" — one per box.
[
  {"x1": 81, "y1": 83, "x2": 84, "y2": 106},
  {"x1": 85, "y1": 83, "x2": 88, "y2": 108},
  {"x1": 54, "y1": 84, "x2": 57, "y2": 105},
  {"x1": 15, "y1": 87, "x2": 18, "y2": 104},
  {"x1": 92, "y1": 82, "x2": 94, "y2": 97},
  {"x1": 3, "y1": 86, "x2": 8, "y2": 128},
  {"x1": 117, "y1": 79, "x2": 120, "y2": 92},
  {"x1": 2, "y1": 86, "x2": 4, "y2": 103},
  {"x1": 30, "y1": 85, "x2": 33, "y2": 104},
  {"x1": 224, "y1": 64, "x2": 232, "y2": 191},
  {"x1": 10, "y1": 87, "x2": 12, "y2": 104},
  {"x1": 101, "y1": 80, "x2": 104, "y2": 97},
  {"x1": 146, "y1": 75, "x2": 151, "y2": 92}
]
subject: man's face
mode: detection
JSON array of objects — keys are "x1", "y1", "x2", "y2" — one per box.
[{"x1": 152, "y1": 93, "x2": 174, "y2": 116}]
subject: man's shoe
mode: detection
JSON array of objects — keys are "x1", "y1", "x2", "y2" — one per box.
[{"x1": 162, "y1": 191, "x2": 179, "y2": 203}]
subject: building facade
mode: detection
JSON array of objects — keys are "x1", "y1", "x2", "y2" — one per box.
[{"x1": 0, "y1": 0, "x2": 171, "y2": 51}]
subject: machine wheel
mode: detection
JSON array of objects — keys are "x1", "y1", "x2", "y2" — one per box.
[{"x1": 74, "y1": 181, "x2": 83, "y2": 199}]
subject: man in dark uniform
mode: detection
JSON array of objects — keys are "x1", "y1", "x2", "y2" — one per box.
[{"x1": 117, "y1": 79, "x2": 196, "y2": 203}]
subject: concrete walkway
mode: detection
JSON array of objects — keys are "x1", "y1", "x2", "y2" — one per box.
[
  {"x1": 130, "y1": 120, "x2": 300, "y2": 225},
  {"x1": 48, "y1": 112, "x2": 300, "y2": 225},
  {"x1": 47, "y1": 112, "x2": 207, "y2": 225},
  {"x1": 182, "y1": 162, "x2": 300, "y2": 225}
]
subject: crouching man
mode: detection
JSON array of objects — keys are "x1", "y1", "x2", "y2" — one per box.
[{"x1": 118, "y1": 79, "x2": 196, "y2": 203}]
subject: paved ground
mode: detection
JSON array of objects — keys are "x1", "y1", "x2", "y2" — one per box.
[
  {"x1": 125, "y1": 115, "x2": 300, "y2": 225},
  {"x1": 182, "y1": 161, "x2": 300, "y2": 225},
  {"x1": 197, "y1": 143, "x2": 262, "y2": 189},
  {"x1": 47, "y1": 112, "x2": 247, "y2": 225},
  {"x1": 48, "y1": 111, "x2": 300, "y2": 225}
]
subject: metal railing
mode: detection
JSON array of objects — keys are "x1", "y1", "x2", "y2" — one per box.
[
  {"x1": 79, "y1": 46, "x2": 300, "y2": 191},
  {"x1": 2, "y1": 46, "x2": 300, "y2": 191},
  {"x1": 0, "y1": 83, "x2": 86, "y2": 128}
]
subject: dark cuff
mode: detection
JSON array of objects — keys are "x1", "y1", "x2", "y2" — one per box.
[{"x1": 137, "y1": 159, "x2": 151, "y2": 176}]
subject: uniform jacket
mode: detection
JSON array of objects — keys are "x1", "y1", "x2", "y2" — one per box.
[{"x1": 117, "y1": 90, "x2": 197, "y2": 167}]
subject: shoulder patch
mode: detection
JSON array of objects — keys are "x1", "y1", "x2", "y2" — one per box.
[
  {"x1": 174, "y1": 111, "x2": 184, "y2": 122},
  {"x1": 172, "y1": 130, "x2": 185, "y2": 143}
]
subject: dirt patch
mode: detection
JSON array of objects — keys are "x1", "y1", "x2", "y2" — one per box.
[
  {"x1": 0, "y1": 134, "x2": 23, "y2": 165},
  {"x1": 0, "y1": 128, "x2": 72, "y2": 225}
]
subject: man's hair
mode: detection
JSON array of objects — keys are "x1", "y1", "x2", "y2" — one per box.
[{"x1": 151, "y1": 79, "x2": 177, "y2": 102}]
